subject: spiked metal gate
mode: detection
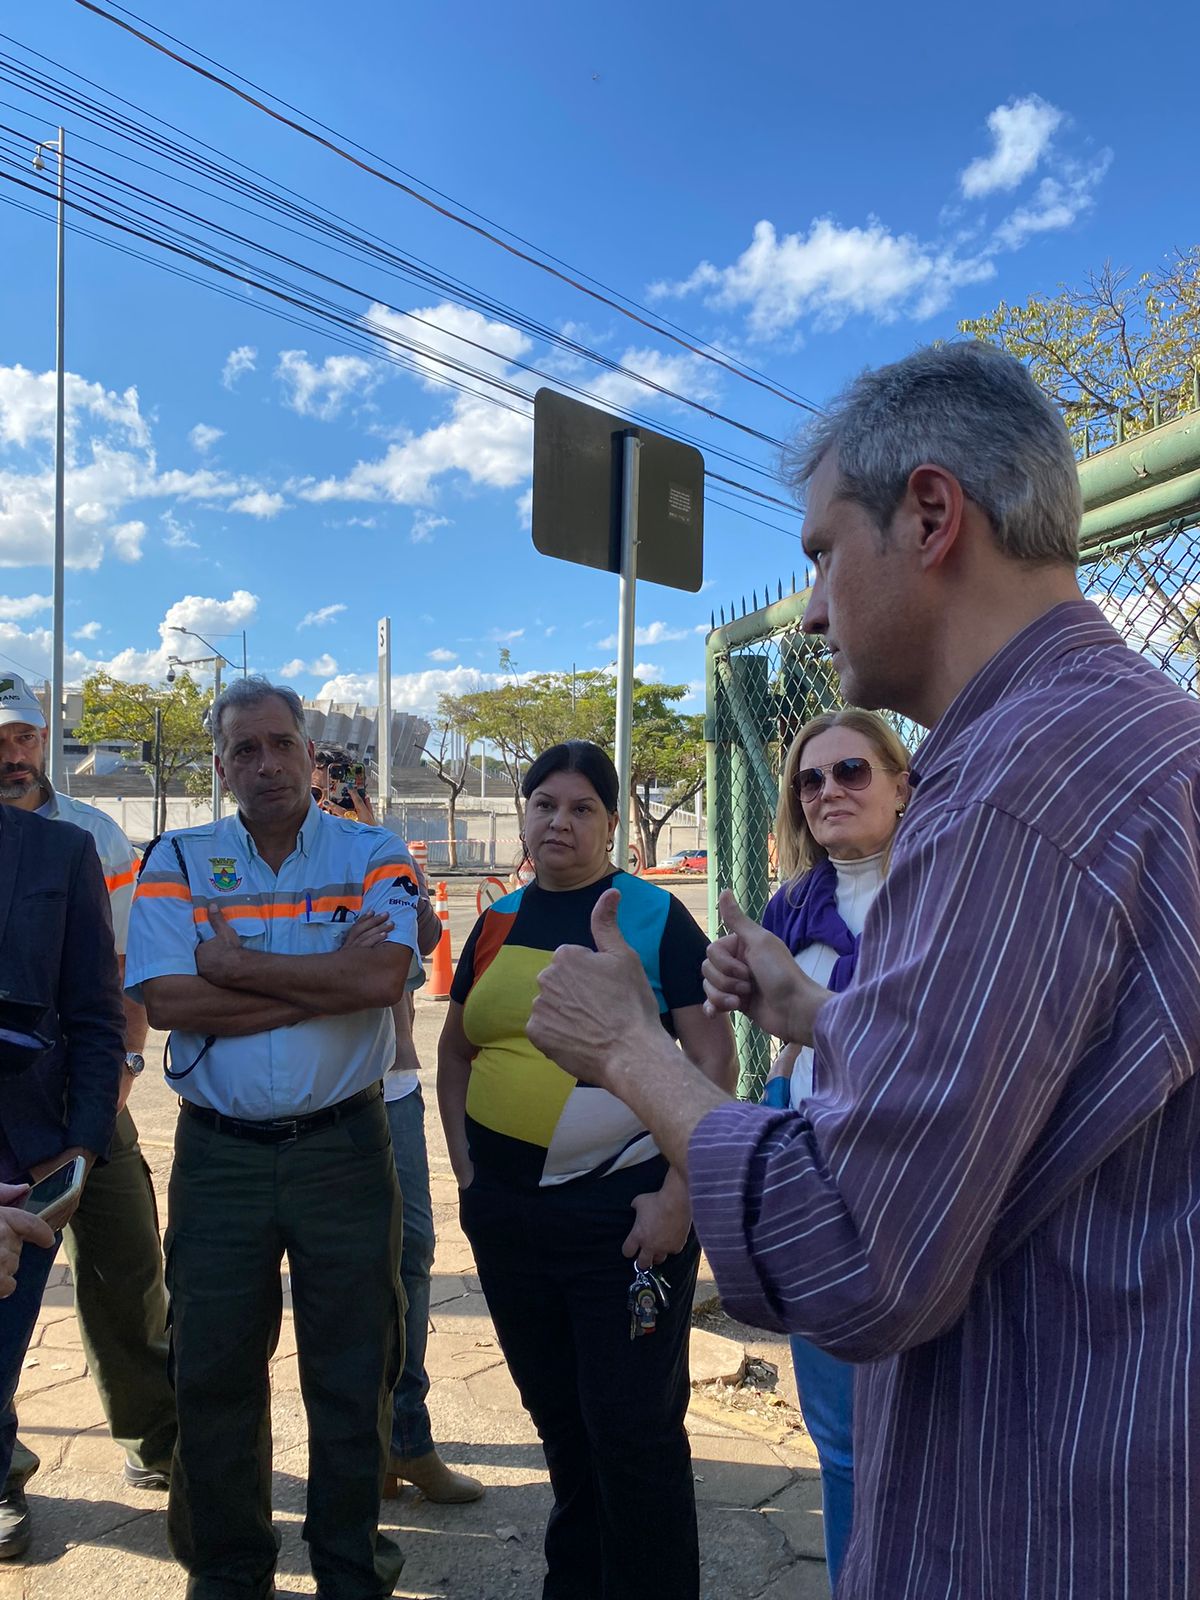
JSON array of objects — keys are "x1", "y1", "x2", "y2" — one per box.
[{"x1": 707, "y1": 401, "x2": 1200, "y2": 1099}]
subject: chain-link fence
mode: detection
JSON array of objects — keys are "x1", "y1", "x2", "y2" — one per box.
[{"x1": 706, "y1": 414, "x2": 1200, "y2": 1099}]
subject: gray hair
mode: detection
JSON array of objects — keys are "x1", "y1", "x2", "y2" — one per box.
[
  {"x1": 784, "y1": 341, "x2": 1081, "y2": 563},
  {"x1": 209, "y1": 676, "x2": 307, "y2": 754}
]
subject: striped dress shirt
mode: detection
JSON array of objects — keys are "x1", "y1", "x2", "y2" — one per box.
[{"x1": 690, "y1": 601, "x2": 1200, "y2": 1598}]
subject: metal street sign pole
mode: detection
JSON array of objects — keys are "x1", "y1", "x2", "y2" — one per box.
[
  {"x1": 48, "y1": 128, "x2": 67, "y2": 792},
  {"x1": 211, "y1": 658, "x2": 223, "y2": 822},
  {"x1": 377, "y1": 616, "x2": 392, "y2": 817},
  {"x1": 613, "y1": 432, "x2": 641, "y2": 871}
]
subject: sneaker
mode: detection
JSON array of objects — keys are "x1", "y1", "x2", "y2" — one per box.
[
  {"x1": 0, "y1": 1487, "x2": 30, "y2": 1560},
  {"x1": 123, "y1": 1461, "x2": 170, "y2": 1491}
]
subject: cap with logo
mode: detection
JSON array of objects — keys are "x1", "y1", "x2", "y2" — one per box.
[{"x1": 0, "y1": 674, "x2": 47, "y2": 730}]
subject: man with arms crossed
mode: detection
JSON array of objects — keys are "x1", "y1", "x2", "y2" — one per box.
[
  {"x1": 127, "y1": 677, "x2": 419, "y2": 1600},
  {"x1": 529, "y1": 344, "x2": 1200, "y2": 1598},
  {"x1": 0, "y1": 673, "x2": 176, "y2": 1522}
]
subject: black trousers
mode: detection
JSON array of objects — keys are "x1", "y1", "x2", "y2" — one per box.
[
  {"x1": 461, "y1": 1157, "x2": 700, "y2": 1600},
  {"x1": 164, "y1": 1093, "x2": 405, "y2": 1600}
]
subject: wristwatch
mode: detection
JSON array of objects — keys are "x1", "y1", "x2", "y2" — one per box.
[{"x1": 124, "y1": 1052, "x2": 146, "y2": 1077}]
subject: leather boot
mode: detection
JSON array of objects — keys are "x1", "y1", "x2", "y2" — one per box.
[{"x1": 383, "y1": 1450, "x2": 484, "y2": 1504}]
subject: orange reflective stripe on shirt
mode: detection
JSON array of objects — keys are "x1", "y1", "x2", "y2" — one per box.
[
  {"x1": 363, "y1": 861, "x2": 412, "y2": 892},
  {"x1": 189, "y1": 894, "x2": 366, "y2": 925},
  {"x1": 105, "y1": 860, "x2": 139, "y2": 894},
  {"x1": 132, "y1": 880, "x2": 191, "y2": 902}
]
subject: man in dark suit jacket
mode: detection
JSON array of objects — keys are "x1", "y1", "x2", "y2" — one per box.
[{"x1": 0, "y1": 804, "x2": 124, "y2": 1559}]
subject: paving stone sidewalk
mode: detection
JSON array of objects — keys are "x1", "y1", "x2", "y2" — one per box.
[{"x1": 5, "y1": 999, "x2": 831, "y2": 1600}]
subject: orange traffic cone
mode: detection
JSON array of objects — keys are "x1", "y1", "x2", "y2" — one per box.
[{"x1": 428, "y1": 881, "x2": 453, "y2": 1000}]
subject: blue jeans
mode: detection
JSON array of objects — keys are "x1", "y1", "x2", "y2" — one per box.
[
  {"x1": 386, "y1": 1086, "x2": 436, "y2": 1459},
  {"x1": 789, "y1": 1334, "x2": 854, "y2": 1586},
  {"x1": 0, "y1": 1234, "x2": 60, "y2": 1487}
]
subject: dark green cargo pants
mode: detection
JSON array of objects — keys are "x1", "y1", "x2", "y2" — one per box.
[
  {"x1": 164, "y1": 1090, "x2": 405, "y2": 1600},
  {"x1": 7, "y1": 1106, "x2": 176, "y2": 1488}
]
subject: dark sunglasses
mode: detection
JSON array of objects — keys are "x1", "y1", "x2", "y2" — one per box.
[{"x1": 793, "y1": 757, "x2": 887, "y2": 803}]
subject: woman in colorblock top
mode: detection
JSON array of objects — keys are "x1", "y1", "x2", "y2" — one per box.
[{"x1": 438, "y1": 741, "x2": 736, "y2": 1600}]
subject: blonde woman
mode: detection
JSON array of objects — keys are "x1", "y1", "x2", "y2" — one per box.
[{"x1": 762, "y1": 708, "x2": 909, "y2": 1585}]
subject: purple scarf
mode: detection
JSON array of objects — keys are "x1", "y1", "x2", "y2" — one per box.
[{"x1": 761, "y1": 859, "x2": 861, "y2": 994}]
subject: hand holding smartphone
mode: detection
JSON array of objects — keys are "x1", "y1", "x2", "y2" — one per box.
[{"x1": 24, "y1": 1155, "x2": 88, "y2": 1232}]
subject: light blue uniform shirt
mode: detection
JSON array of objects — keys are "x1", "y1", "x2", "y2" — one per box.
[{"x1": 125, "y1": 800, "x2": 420, "y2": 1119}]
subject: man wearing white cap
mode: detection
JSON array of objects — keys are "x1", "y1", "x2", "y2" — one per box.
[{"x1": 0, "y1": 675, "x2": 176, "y2": 1555}]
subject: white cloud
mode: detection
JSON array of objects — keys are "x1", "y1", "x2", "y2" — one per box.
[
  {"x1": 111, "y1": 520, "x2": 146, "y2": 562},
  {"x1": 656, "y1": 217, "x2": 995, "y2": 336},
  {"x1": 189, "y1": 423, "x2": 224, "y2": 454},
  {"x1": 0, "y1": 363, "x2": 288, "y2": 569},
  {"x1": 411, "y1": 510, "x2": 449, "y2": 544},
  {"x1": 427, "y1": 647, "x2": 457, "y2": 662},
  {"x1": 0, "y1": 589, "x2": 260, "y2": 690},
  {"x1": 222, "y1": 346, "x2": 257, "y2": 388},
  {"x1": 298, "y1": 302, "x2": 534, "y2": 508},
  {"x1": 488, "y1": 627, "x2": 524, "y2": 644},
  {"x1": 281, "y1": 652, "x2": 338, "y2": 679},
  {"x1": 299, "y1": 602, "x2": 346, "y2": 629},
  {"x1": 276, "y1": 350, "x2": 381, "y2": 421},
  {"x1": 994, "y1": 159, "x2": 1111, "y2": 249},
  {"x1": 0, "y1": 593, "x2": 51, "y2": 620},
  {"x1": 228, "y1": 490, "x2": 286, "y2": 519},
  {"x1": 597, "y1": 660, "x2": 666, "y2": 684},
  {"x1": 584, "y1": 345, "x2": 718, "y2": 414},
  {"x1": 162, "y1": 510, "x2": 198, "y2": 550},
  {"x1": 597, "y1": 620, "x2": 690, "y2": 649},
  {"x1": 652, "y1": 95, "x2": 1107, "y2": 339},
  {"x1": 960, "y1": 96, "x2": 1063, "y2": 198},
  {"x1": 312, "y1": 663, "x2": 523, "y2": 716}
]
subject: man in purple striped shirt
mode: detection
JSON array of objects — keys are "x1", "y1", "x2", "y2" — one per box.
[{"x1": 528, "y1": 343, "x2": 1200, "y2": 1598}]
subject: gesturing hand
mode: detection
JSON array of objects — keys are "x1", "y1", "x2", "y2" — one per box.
[
  {"x1": 527, "y1": 889, "x2": 659, "y2": 1088},
  {"x1": 195, "y1": 903, "x2": 245, "y2": 987},
  {"x1": 703, "y1": 890, "x2": 825, "y2": 1045}
]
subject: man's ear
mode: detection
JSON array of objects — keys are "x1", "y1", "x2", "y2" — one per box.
[{"x1": 903, "y1": 464, "x2": 966, "y2": 572}]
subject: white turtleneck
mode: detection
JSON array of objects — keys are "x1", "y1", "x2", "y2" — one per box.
[{"x1": 787, "y1": 851, "x2": 886, "y2": 1108}]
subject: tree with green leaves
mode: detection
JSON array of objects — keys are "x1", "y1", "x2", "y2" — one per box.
[
  {"x1": 959, "y1": 246, "x2": 1200, "y2": 452},
  {"x1": 74, "y1": 670, "x2": 212, "y2": 834},
  {"x1": 440, "y1": 664, "x2": 703, "y2": 866}
]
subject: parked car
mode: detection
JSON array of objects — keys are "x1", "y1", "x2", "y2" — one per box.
[{"x1": 646, "y1": 848, "x2": 707, "y2": 876}]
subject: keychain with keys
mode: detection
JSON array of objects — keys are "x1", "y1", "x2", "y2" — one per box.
[{"x1": 627, "y1": 1263, "x2": 670, "y2": 1340}]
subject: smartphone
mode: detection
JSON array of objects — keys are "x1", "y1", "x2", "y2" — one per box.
[{"x1": 25, "y1": 1155, "x2": 87, "y2": 1230}]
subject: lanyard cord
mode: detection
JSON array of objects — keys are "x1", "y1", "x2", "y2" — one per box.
[{"x1": 139, "y1": 835, "x2": 217, "y2": 1081}]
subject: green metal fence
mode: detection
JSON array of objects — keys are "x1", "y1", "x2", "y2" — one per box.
[{"x1": 705, "y1": 405, "x2": 1200, "y2": 1100}]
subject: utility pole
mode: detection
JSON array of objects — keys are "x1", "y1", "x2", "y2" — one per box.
[
  {"x1": 377, "y1": 617, "x2": 392, "y2": 817},
  {"x1": 34, "y1": 129, "x2": 66, "y2": 790}
]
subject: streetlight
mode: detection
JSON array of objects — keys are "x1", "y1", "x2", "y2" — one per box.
[
  {"x1": 33, "y1": 128, "x2": 66, "y2": 791},
  {"x1": 169, "y1": 626, "x2": 247, "y2": 679},
  {"x1": 167, "y1": 649, "x2": 233, "y2": 822},
  {"x1": 167, "y1": 627, "x2": 246, "y2": 825}
]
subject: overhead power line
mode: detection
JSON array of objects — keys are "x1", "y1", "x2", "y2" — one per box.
[
  {"x1": 0, "y1": 87, "x2": 803, "y2": 511},
  {"x1": 0, "y1": 41, "x2": 796, "y2": 460},
  {"x1": 72, "y1": 0, "x2": 823, "y2": 416}
]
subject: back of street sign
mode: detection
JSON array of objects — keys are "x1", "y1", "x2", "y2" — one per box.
[{"x1": 531, "y1": 388, "x2": 704, "y2": 592}]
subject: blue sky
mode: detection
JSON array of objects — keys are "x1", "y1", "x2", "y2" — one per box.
[{"x1": 1, "y1": 0, "x2": 1194, "y2": 721}]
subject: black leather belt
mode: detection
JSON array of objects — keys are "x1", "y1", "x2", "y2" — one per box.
[{"x1": 182, "y1": 1081, "x2": 382, "y2": 1144}]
